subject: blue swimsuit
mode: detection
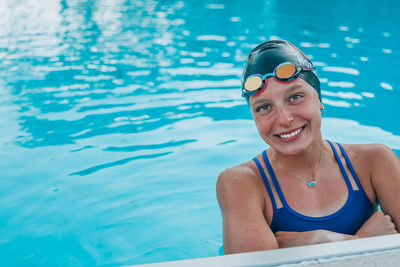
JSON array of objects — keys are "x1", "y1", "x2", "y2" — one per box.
[{"x1": 253, "y1": 140, "x2": 374, "y2": 235}]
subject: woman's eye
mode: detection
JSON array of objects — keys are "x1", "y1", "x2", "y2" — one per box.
[
  {"x1": 256, "y1": 104, "x2": 271, "y2": 112},
  {"x1": 289, "y1": 94, "x2": 303, "y2": 101}
]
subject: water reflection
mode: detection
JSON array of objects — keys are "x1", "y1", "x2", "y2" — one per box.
[{"x1": 0, "y1": 0, "x2": 398, "y2": 149}]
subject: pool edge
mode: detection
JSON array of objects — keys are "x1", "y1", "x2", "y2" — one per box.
[{"x1": 128, "y1": 234, "x2": 400, "y2": 266}]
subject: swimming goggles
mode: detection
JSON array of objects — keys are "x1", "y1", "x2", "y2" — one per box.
[{"x1": 242, "y1": 62, "x2": 315, "y2": 97}]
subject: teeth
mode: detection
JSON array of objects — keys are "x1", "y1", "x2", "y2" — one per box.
[{"x1": 279, "y1": 128, "x2": 302, "y2": 139}]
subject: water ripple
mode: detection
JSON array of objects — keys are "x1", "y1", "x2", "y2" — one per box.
[
  {"x1": 69, "y1": 152, "x2": 172, "y2": 176},
  {"x1": 104, "y1": 140, "x2": 196, "y2": 152},
  {"x1": 322, "y1": 66, "x2": 360, "y2": 75}
]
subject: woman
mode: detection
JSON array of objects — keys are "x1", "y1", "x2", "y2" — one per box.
[{"x1": 216, "y1": 39, "x2": 400, "y2": 254}]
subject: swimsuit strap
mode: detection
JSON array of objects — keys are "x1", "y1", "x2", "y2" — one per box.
[
  {"x1": 262, "y1": 150, "x2": 288, "y2": 207},
  {"x1": 335, "y1": 142, "x2": 363, "y2": 189},
  {"x1": 253, "y1": 155, "x2": 277, "y2": 210},
  {"x1": 264, "y1": 141, "x2": 355, "y2": 209},
  {"x1": 326, "y1": 140, "x2": 354, "y2": 191}
]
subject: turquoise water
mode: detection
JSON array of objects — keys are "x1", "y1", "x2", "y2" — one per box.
[{"x1": 0, "y1": 0, "x2": 399, "y2": 266}]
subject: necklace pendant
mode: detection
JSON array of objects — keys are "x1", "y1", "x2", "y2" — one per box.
[{"x1": 308, "y1": 181, "x2": 317, "y2": 188}]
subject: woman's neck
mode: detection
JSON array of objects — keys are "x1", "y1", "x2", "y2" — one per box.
[{"x1": 270, "y1": 138, "x2": 326, "y2": 176}]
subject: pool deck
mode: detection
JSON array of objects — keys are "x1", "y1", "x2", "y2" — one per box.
[{"x1": 131, "y1": 234, "x2": 400, "y2": 266}]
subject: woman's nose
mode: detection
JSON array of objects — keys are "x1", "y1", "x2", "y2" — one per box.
[{"x1": 276, "y1": 107, "x2": 294, "y2": 126}]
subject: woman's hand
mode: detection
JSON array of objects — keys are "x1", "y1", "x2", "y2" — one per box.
[{"x1": 355, "y1": 211, "x2": 398, "y2": 238}]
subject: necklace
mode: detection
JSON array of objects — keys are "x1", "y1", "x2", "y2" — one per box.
[{"x1": 274, "y1": 145, "x2": 324, "y2": 189}]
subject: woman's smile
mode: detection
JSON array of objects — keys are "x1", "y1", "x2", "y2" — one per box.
[{"x1": 274, "y1": 125, "x2": 306, "y2": 142}]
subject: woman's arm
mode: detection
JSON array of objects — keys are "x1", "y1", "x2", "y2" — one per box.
[
  {"x1": 217, "y1": 166, "x2": 279, "y2": 254},
  {"x1": 275, "y1": 211, "x2": 397, "y2": 248},
  {"x1": 369, "y1": 144, "x2": 400, "y2": 230},
  {"x1": 275, "y1": 230, "x2": 356, "y2": 248}
]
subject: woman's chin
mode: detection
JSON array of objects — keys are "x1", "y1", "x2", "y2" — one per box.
[{"x1": 268, "y1": 137, "x2": 314, "y2": 156}]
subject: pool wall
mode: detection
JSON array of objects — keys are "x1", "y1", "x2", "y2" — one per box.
[{"x1": 131, "y1": 234, "x2": 400, "y2": 266}]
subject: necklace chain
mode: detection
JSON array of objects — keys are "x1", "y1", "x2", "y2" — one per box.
[{"x1": 274, "y1": 145, "x2": 325, "y2": 189}]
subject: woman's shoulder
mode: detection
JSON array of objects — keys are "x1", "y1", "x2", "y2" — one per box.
[
  {"x1": 216, "y1": 157, "x2": 264, "y2": 201},
  {"x1": 338, "y1": 142, "x2": 397, "y2": 170},
  {"x1": 340, "y1": 143, "x2": 394, "y2": 159},
  {"x1": 217, "y1": 160, "x2": 259, "y2": 188},
  {"x1": 216, "y1": 156, "x2": 266, "y2": 215}
]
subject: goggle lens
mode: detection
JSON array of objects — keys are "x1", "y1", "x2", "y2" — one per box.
[
  {"x1": 275, "y1": 63, "x2": 297, "y2": 79},
  {"x1": 244, "y1": 75, "x2": 263, "y2": 92}
]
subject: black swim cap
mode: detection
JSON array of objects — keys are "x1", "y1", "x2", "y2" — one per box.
[{"x1": 241, "y1": 39, "x2": 321, "y2": 102}]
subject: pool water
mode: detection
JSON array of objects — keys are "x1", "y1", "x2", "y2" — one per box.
[{"x1": 0, "y1": 0, "x2": 399, "y2": 266}]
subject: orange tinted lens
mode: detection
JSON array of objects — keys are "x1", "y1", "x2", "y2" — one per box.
[
  {"x1": 276, "y1": 64, "x2": 296, "y2": 79},
  {"x1": 244, "y1": 75, "x2": 263, "y2": 91}
]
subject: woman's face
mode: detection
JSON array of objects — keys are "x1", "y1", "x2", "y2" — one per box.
[{"x1": 249, "y1": 77, "x2": 322, "y2": 155}]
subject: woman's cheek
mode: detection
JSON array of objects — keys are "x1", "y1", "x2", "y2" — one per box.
[{"x1": 255, "y1": 118, "x2": 271, "y2": 138}]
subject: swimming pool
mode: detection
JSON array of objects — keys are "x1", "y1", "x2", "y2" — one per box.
[{"x1": 0, "y1": 0, "x2": 399, "y2": 266}]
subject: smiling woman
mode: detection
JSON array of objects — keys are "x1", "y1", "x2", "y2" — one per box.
[{"x1": 216, "y1": 39, "x2": 400, "y2": 254}]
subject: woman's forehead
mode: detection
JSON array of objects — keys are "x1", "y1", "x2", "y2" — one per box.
[{"x1": 250, "y1": 78, "x2": 311, "y2": 100}]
